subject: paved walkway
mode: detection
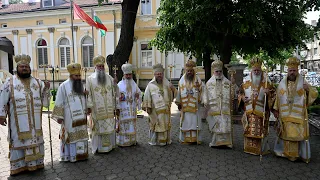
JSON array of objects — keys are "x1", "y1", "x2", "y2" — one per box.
[{"x1": 0, "y1": 104, "x2": 320, "y2": 180}]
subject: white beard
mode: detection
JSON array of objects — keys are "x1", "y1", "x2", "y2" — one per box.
[
  {"x1": 125, "y1": 78, "x2": 133, "y2": 96},
  {"x1": 214, "y1": 74, "x2": 223, "y2": 80},
  {"x1": 252, "y1": 74, "x2": 261, "y2": 86}
]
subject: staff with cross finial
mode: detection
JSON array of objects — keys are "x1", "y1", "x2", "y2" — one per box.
[
  {"x1": 260, "y1": 64, "x2": 269, "y2": 161},
  {"x1": 82, "y1": 67, "x2": 89, "y2": 122},
  {"x1": 228, "y1": 69, "x2": 236, "y2": 148},
  {"x1": 39, "y1": 64, "x2": 54, "y2": 168},
  {"x1": 194, "y1": 65, "x2": 202, "y2": 145},
  {"x1": 302, "y1": 70, "x2": 310, "y2": 163},
  {"x1": 167, "y1": 64, "x2": 175, "y2": 143},
  {"x1": 112, "y1": 65, "x2": 119, "y2": 146}
]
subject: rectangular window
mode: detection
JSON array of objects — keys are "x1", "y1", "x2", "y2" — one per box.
[
  {"x1": 43, "y1": 0, "x2": 53, "y2": 7},
  {"x1": 59, "y1": 18, "x2": 67, "y2": 24},
  {"x1": 141, "y1": 0, "x2": 151, "y2": 15},
  {"x1": 141, "y1": 43, "x2": 153, "y2": 67},
  {"x1": 36, "y1": 20, "x2": 43, "y2": 25},
  {"x1": 37, "y1": 48, "x2": 48, "y2": 67},
  {"x1": 82, "y1": 46, "x2": 94, "y2": 67},
  {"x1": 1, "y1": 23, "x2": 7, "y2": 28},
  {"x1": 60, "y1": 47, "x2": 70, "y2": 68},
  {"x1": 314, "y1": 48, "x2": 318, "y2": 55}
]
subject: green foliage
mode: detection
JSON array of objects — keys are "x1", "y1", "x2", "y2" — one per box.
[
  {"x1": 230, "y1": 52, "x2": 240, "y2": 64},
  {"x1": 150, "y1": 0, "x2": 317, "y2": 67},
  {"x1": 9, "y1": 0, "x2": 23, "y2": 4},
  {"x1": 243, "y1": 49, "x2": 294, "y2": 69},
  {"x1": 42, "y1": 97, "x2": 55, "y2": 111}
]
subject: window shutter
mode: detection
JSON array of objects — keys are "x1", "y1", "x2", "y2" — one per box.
[
  {"x1": 83, "y1": 46, "x2": 88, "y2": 67},
  {"x1": 44, "y1": 48, "x2": 48, "y2": 65},
  {"x1": 89, "y1": 46, "x2": 94, "y2": 67},
  {"x1": 66, "y1": 47, "x2": 71, "y2": 65},
  {"x1": 60, "y1": 47, "x2": 65, "y2": 67}
]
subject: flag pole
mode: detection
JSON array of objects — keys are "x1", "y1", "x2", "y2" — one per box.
[
  {"x1": 71, "y1": 0, "x2": 75, "y2": 63},
  {"x1": 91, "y1": 8, "x2": 95, "y2": 56}
]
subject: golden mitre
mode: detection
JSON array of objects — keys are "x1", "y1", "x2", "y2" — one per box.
[
  {"x1": 67, "y1": 63, "x2": 81, "y2": 75},
  {"x1": 153, "y1": 63, "x2": 164, "y2": 73},
  {"x1": 121, "y1": 63, "x2": 133, "y2": 75},
  {"x1": 185, "y1": 60, "x2": 196, "y2": 70},
  {"x1": 286, "y1": 57, "x2": 300, "y2": 69},
  {"x1": 93, "y1": 55, "x2": 105, "y2": 66},
  {"x1": 15, "y1": 54, "x2": 31, "y2": 65},
  {"x1": 211, "y1": 60, "x2": 223, "y2": 70},
  {"x1": 250, "y1": 57, "x2": 263, "y2": 68}
]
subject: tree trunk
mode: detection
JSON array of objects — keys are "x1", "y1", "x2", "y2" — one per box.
[
  {"x1": 107, "y1": 0, "x2": 140, "y2": 80},
  {"x1": 219, "y1": 35, "x2": 232, "y2": 77},
  {"x1": 203, "y1": 48, "x2": 212, "y2": 82}
]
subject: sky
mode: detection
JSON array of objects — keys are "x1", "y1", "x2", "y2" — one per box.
[{"x1": 305, "y1": 11, "x2": 320, "y2": 24}]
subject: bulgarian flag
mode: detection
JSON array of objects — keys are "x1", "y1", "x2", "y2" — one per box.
[
  {"x1": 93, "y1": 12, "x2": 107, "y2": 37},
  {"x1": 73, "y1": 3, "x2": 108, "y2": 34}
]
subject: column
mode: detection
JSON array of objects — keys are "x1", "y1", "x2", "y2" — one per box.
[
  {"x1": 48, "y1": 27, "x2": 55, "y2": 66},
  {"x1": 12, "y1": 30, "x2": 19, "y2": 55},
  {"x1": 132, "y1": 36, "x2": 137, "y2": 66},
  {"x1": 71, "y1": 26, "x2": 78, "y2": 63},
  {"x1": 26, "y1": 29, "x2": 33, "y2": 70}
]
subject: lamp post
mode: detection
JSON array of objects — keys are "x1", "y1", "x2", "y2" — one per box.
[{"x1": 48, "y1": 65, "x2": 59, "y2": 101}]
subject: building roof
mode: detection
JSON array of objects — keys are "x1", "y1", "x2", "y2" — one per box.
[{"x1": 0, "y1": 0, "x2": 119, "y2": 15}]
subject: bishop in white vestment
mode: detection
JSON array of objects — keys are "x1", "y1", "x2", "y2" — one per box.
[
  {"x1": 0, "y1": 54, "x2": 50, "y2": 175},
  {"x1": 143, "y1": 64, "x2": 176, "y2": 146},
  {"x1": 176, "y1": 60, "x2": 204, "y2": 144},
  {"x1": 86, "y1": 55, "x2": 119, "y2": 153},
  {"x1": 52, "y1": 63, "x2": 89, "y2": 162},
  {"x1": 117, "y1": 63, "x2": 142, "y2": 146},
  {"x1": 203, "y1": 60, "x2": 235, "y2": 148},
  {"x1": 273, "y1": 57, "x2": 318, "y2": 163}
]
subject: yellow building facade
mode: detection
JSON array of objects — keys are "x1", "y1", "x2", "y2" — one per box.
[{"x1": 0, "y1": 0, "x2": 204, "y2": 88}]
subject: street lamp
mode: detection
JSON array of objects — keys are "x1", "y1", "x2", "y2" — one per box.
[{"x1": 48, "y1": 65, "x2": 59, "y2": 101}]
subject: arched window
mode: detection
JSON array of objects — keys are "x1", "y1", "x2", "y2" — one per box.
[
  {"x1": 59, "y1": 38, "x2": 71, "y2": 68},
  {"x1": 37, "y1": 39, "x2": 48, "y2": 67},
  {"x1": 82, "y1": 36, "x2": 93, "y2": 67}
]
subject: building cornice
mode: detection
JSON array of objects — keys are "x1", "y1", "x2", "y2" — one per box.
[
  {"x1": 0, "y1": 20, "x2": 121, "y2": 33},
  {"x1": 0, "y1": 5, "x2": 121, "y2": 20}
]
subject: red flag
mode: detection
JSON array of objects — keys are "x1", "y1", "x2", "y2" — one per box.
[{"x1": 73, "y1": 3, "x2": 107, "y2": 31}]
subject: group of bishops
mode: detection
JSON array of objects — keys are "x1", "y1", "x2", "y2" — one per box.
[{"x1": 0, "y1": 54, "x2": 317, "y2": 176}]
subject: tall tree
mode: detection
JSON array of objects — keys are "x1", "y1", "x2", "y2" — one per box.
[
  {"x1": 98, "y1": 0, "x2": 140, "y2": 80},
  {"x1": 150, "y1": 0, "x2": 318, "y2": 81},
  {"x1": 9, "y1": 0, "x2": 23, "y2": 4}
]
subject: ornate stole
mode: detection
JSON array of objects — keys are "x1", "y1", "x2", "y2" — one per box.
[
  {"x1": 278, "y1": 75, "x2": 306, "y2": 141},
  {"x1": 118, "y1": 79, "x2": 138, "y2": 120},
  {"x1": 278, "y1": 75, "x2": 304, "y2": 122},
  {"x1": 179, "y1": 75, "x2": 202, "y2": 113},
  {"x1": 88, "y1": 75, "x2": 115, "y2": 120},
  {"x1": 243, "y1": 73, "x2": 266, "y2": 117},
  {"x1": 206, "y1": 77, "x2": 231, "y2": 116},
  {"x1": 10, "y1": 77, "x2": 43, "y2": 140},
  {"x1": 148, "y1": 81, "x2": 170, "y2": 115},
  {"x1": 63, "y1": 82, "x2": 86, "y2": 127}
]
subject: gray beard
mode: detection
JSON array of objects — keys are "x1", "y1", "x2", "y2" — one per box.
[
  {"x1": 287, "y1": 75, "x2": 296, "y2": 81},
  {"x1": 252, "y1": 74, "x2": 261, "y2": 86},
  {"x1": 97, "y1": 70, "x2": 106, "y2": 86},
  {"x1": 72, "y1": 80, "x2": 84, "y2": 95}
]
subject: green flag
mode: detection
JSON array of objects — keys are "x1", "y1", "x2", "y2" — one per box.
[{"x1": 93, "y1": 13, "x2": 106, "y2": 37}]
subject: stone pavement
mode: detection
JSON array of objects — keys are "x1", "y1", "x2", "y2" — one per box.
[{"x1": 0, "y1": 104, "x2": 320, "y2": 180}]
